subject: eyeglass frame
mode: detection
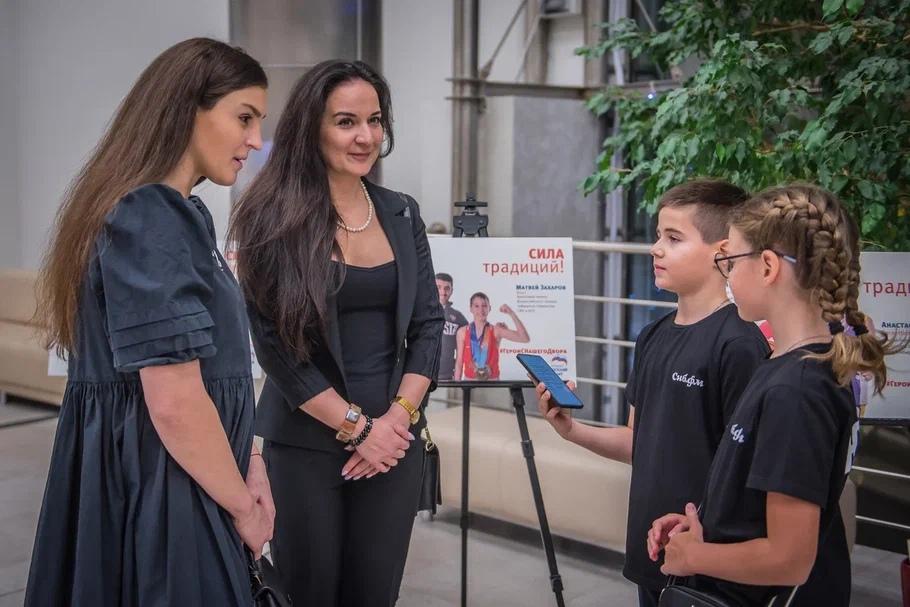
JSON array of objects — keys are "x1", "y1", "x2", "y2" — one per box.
[{"x1": 713, "y1": 249, "x2": 797, "y2": 279}]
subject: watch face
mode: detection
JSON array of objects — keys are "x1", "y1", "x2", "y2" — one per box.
[{"x1": 345, "y1": 409, "x2": 360, "y2": 423}]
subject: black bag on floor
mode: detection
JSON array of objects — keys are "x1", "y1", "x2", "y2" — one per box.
[{"x1": 249, "y1": 550, "x2": 292, "y2": 607}]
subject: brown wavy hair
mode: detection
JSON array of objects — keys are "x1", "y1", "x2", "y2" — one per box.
[
  {"x1": 35, "y1": 38, "x2": 266, "y2": 354},
  {"x1": 228, "y1": 60, "x2": 394, "y2": 362},
  {"x1": 731, "y1": 183, "x2": 904, "y2": 393}
]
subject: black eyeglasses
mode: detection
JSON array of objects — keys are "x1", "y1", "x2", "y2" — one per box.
[{"x1": 714, "y1": 250, "x2": 797, "y2": 278}]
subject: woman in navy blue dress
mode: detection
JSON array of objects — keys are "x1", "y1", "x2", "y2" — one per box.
[{"x1": 27, "y1": 38, "x2": 273, "y2": 606}]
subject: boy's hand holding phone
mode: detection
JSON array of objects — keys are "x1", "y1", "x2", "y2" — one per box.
[{"x1": 535, "y1": 380, "x2": 577, "y2": 440}]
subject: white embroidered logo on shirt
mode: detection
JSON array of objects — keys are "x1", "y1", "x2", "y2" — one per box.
[
  {"x1": 730, "y1": 424, "x2": 746, "y2": 444},
  {"x1": 671, "y1": 372, "x2": 705, "y2": 388}
]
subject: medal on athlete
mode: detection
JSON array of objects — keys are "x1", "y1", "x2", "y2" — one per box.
[{"x1": 470, "y1": 322, "x2": 491, "y2": 380}]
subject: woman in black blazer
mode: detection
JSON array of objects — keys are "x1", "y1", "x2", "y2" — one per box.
[{"x1": 229, "y1": 60, "x2": 444, "y2": 606}]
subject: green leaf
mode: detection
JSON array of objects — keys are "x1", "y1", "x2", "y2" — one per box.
[
  {"x1": 810, "y1": 32, "x2": 834, "y2": 54},
  {"x1": 837, "y1": 25, "x2": 855, "y2": 45},
  {"x1": 857, "y1": 180, "x2": 876, "y2": 199},
  {"x1": 846, "y1": 0, "x2": 864, "y2": 15},
  {"x1": 715, "y1": 142, "x2": 727, "y2": 162},
  {"x1": 861, "y1": 203, "x2": 886, "y2": 234},
  {"x1": 841, "y1": 138, "x2": 858, "y2": 163},
  {"x1": 823, "y1": 0, "x2": 844, "y2": 18}
]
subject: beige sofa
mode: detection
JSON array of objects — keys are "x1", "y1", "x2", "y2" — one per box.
[
  {"x1": 0, "y1": 269, "x2": 66, "y2": 406},
  {"x1": 432, "y1": 405, "x2": 631, "y2": 552},
  {"x1": 431, "y1": 404, "x2": 856, "y2": 555}
]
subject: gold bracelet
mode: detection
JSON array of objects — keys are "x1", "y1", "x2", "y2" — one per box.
[
  {"x1": 335, "y1": 403, "x2": 363, "y2": 443},
  {"x1": 393, "y1": 395, "x2": 420, "y2": 425}
]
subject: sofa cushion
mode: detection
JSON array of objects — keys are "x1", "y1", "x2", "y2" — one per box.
[
  {"x1": 0, "y1": 321, "x2": 67, "y2": 396},
  {"x1": 0, "y1": 269, "x2": 40, "y2": 325}
]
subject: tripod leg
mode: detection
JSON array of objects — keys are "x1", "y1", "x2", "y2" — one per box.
[
  {"x1": 510, "y1": 386, "x2": 566, "y2": 607},
  {"x1": 461, "y1": 387, "x2": 471, "y2": 607}
]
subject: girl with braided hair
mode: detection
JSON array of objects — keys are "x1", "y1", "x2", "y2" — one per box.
[{"x1": 647, "y1": 183, "x2": 903, "y2": 606}]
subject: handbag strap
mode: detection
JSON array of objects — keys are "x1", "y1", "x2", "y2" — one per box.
[{"x1": 662, "y1": 503, "x2": 800, "y2": 607}]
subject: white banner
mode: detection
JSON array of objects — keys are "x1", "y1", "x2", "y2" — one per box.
[
  {"x1": 429, "y1": 237, "x2": 577, "y2": 383},
  {"x1": 858, "y1": 252, "x2": 910, "y2": 420}
]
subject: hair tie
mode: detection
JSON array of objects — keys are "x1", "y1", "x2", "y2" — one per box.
[
  {"x1": 828, "y1": 321, "x2": 845, "y2": 335},
  {"x1": 852, "y1": 324, "x2": 868, "y2": 336}
]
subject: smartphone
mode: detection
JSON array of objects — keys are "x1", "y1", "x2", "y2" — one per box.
[{"x1": 516, "y1": 354, "x2": 583, "y2": 409}]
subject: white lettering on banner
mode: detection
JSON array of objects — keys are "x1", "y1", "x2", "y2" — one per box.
[{"x1": 671, "y1": 372, "x2": 705, "y2": 388}]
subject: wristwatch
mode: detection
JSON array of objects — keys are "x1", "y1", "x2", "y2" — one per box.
[
  {"x1": 335, "y1": 403, "x2": 363, "y2": 443},
  {"x1": 393, "y1": 395, "x2": 420, "y2": 425}
]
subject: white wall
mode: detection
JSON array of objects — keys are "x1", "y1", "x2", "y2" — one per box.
[
  {"x1": 380, "y1": 0, "x2": 455, "y2": 230},
  {"x1": 7, "y1": 0, "x2": 230, "y2": 269},
  {"x1": 381, "y1": 0, "x2": 586, "y2": 231},
  {"x1": 0, "y1": 0, "x2": 21, "y2": 267},
  {"x1": 1, "y1": 1, "x2": 590, "y2": 269}
]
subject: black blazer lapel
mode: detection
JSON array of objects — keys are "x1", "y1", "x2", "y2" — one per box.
[
  {"x1": 367, "y1": 181, "x2": 416, "y2": 357},
  {"x1": 325, "y1": 288, "x2": 348, "y2": 396}
]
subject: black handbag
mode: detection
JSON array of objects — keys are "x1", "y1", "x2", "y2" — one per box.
[
  {"x1": 417, "y1": 424, "x2": 442, "y2": 514},
  {"x1": 659, "y1": 580, "x2": 798, "y2": 607},
  {"x1": 248, "y1": 550, "x2": 293, "y2": 607}
]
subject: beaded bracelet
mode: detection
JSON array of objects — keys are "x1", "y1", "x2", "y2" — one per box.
[{"x1": 351, "y1": 415, "x2": 373, "y2": 448}]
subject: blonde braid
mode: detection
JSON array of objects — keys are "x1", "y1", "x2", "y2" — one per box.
[
  {"x1": 800, "y1": 189, "x2": 851, "y2": 324},
  {"x1": 732, "y1": 183, "x2": 904, "y2": 391}
]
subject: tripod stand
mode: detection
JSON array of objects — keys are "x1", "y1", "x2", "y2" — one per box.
[{"x1": 441, "y1": 196, "x2": 565, "y2": 607}]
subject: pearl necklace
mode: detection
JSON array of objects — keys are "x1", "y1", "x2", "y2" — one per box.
[{"x1": 336, "y1": 180, "x2": 374, "y2": 233}]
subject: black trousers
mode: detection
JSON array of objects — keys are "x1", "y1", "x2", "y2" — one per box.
[
  {"x1": 638, "y1": 585, "x2": 661, "y2": 607},
  {"x1": 263, "y1": 438, "x2": 423, "y2": 607}
]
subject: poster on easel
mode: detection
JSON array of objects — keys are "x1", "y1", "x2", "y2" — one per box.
[
  {"x1": 858, "y1": 252, "x2": 910, "y2": 421},
  {"x1": 429, "y1": 237, "x2": 577, "y2": 383}
]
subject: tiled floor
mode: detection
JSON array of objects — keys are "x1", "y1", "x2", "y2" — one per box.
[{"x1": 0, "y1": 401, "x2": 905, "y2": 606}]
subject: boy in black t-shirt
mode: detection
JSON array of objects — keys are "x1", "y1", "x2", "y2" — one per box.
[
  {"x1": 536, "y1": 179, "x2": 769, "y2": 607},
  {"x1": 649, "y1": 184, "x2": 903, "y2": 606}
]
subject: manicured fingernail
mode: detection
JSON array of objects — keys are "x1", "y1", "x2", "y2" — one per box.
[{"x1": 408, "y1": 432, "x2": 415, "y2": 440}]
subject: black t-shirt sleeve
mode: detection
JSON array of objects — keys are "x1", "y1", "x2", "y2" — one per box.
[
  {"x1": 718, "y1": 335, "x2": 769, "y2": 426},
  {"x1": 98, "y1": 185, "x2": 216, "y2": 372},
  {"x1": 624, "y1": 328, "x2": 648, "y2": 408},
  {"x1": 746, "y1": 385, "x2": 839, "y2": 507}
]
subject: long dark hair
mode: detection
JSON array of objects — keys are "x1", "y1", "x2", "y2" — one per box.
[
  {"x1": 36, "y1": 38, "x2": 267, "y2": 354},
  {"x1": 229, "y1": 60, "x2": 394, "y2": 361}
]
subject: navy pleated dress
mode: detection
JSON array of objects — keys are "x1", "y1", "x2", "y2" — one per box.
[{"x1": 25, "y1": 184, "x2": 255, "y2": 606}]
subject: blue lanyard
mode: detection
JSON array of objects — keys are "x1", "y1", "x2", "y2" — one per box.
[{"x1": 469, "y1": 322, "x2": 489, "y2": 368}]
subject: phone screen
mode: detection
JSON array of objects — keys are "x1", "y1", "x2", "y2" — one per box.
[{"x1": 516, "y1": 354, "x2": 583, "y2": 409}]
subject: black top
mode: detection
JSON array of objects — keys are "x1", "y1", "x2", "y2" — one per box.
[
  {"x1": 26, "y1": 184, "x2": 255, "y2": 605},
  {"x1": 624, "y1": 304, "x2": 770, "y2": 590},
  {"x1": 249, "y1": 182, "x2": 444, "y2": 452},
  {"x1": 438, "y1": 304, "x2": 468, "y2": 380},
  {"x1": 695, "y1": 342, "x2": 858, "y2": 606},
  {"x1": 336, "y1": 260, "x2": 399, "y2": 418}
]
